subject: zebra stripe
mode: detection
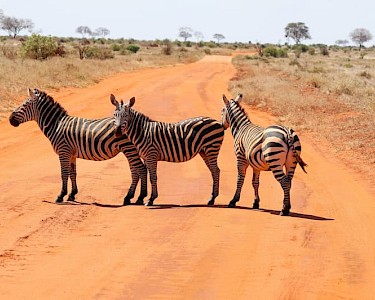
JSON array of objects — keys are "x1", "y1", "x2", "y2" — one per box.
[
  {"x1": 111, "y1": 94, "x2": 224, "y2": 206},
  {"x1": 9, "y1": 88, "x2": 147, "y2": 205},
  {"x1": 221, "y1": 94, "x2": 307, "y2": 216}
]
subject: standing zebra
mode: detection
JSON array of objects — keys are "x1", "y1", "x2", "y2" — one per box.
[
  {"x1": 9, "y1": 88, "x2": 147, "y2": 205},
  {"x1": 221, "y1": 94, "x2": 307, "y2": 216},
  {"x1": 110, "y1": 94, "x2": 224, "y2": 206}
]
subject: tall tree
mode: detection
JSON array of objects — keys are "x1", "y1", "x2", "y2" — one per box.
[
  {"x1": 178, "y1": 27, "x2": 193, "y2": 42},
  {"x1": 350, "y1": 28, "x2": 373, "y2": 49},
  {"x1": 1, "y1": 15, "x2": 34, "y2": 38},
  {"x1": 76, "y1": 26, "x2": 92, "y2": 38},
  {"x1": 284, "y1": 22, "x2": 311, "y2": 44},
  {"x1": 213, "y1": 33, "x2": 225, "y2": 43}
]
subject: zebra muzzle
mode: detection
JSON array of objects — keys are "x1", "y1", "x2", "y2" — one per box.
[
  {"x1": 115, "y1": 125, "x2": 123, "y2": 137},
  {"x1": 9, "y1": 114, "x2": 20, "y2": 127}
]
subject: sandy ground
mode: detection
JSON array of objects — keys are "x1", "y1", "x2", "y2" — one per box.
[{"x1": 0, "y1": 55, "x2": 374, "y2": 299}]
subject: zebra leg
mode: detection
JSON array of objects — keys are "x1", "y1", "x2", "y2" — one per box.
[
  {"x1": 252, "y1": 170, "x2": 261, "y2": 209},
  {"x1": 199, "y1": 151, "x2": 220, "y2": 206},
  {"x1": 67, "y1": 159, "x2": 78, "y2": 201},
  {"x1": 135, "y1": 163, "x2": 148, "y2": 205},
  {"x1": 271, "y1": 166, "x2": 292, "y2": 216},
  {"x1": 122, "y1": 152, "x2": 147, "y2": 206},
  {"x1": 145, "y1": 159, "x2": 158, "y2": 206},
  {"x1": 56, "y1": 155, "x2": 70, "y2": 203},
  {"x1": 228, "y1": 161, "x2": 248, "y2": 208}
]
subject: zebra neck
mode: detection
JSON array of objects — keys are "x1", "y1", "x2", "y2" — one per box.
[
  {"x1": 126, "y1": 109, "x2": 151, "y2": 144},
  {"x1": 229, "y1": 109, "x2": 252, "y2": 137},
  {"x1": 37, "y1": 102, "x2": 67, "y2": 139}
]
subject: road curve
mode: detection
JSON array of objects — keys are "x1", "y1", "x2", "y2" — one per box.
[{"x1": 0, "y1": 55, "x2": 374, "y2": 299}]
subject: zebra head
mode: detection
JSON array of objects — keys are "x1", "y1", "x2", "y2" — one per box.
[
  {"x1": 9, "y1": 88, "x2": 40, "y2": 127},
  {"x1": 221, "y1": 93, "x2": 243, "y2": 129},
  {"x1": 110, "y1": 94, "x2": 135, "y2": 137}
]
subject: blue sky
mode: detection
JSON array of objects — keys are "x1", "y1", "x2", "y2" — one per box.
[{"x1": 1, "y1": 0, "x2": 374, "y2": 45}]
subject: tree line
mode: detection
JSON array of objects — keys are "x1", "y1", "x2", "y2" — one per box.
[{"x1": 0, "y1": 9, "x2": 373, "y2": 48}]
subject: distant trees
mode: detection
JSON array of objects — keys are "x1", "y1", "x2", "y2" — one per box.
[
  {"x1": 213, "y1": 33, "x2": 225, "y2": 43},
  {"x1": 0, "y1": 12, "x2": 34, "y2": 38},
  {"x1": 284, "y1": 22, "x2": 311, "y2": 44},
  {"x1": 178, "y1": 27, "x2": 193, "y2": 42},
  {"x1": 95, "y1": 27, "x2": 110, "y2": 38},
  {"x1": 350, "y1": 28, "x2": 373, "y2": 49},
  {"x1": 335, "y1": 39, "x2": 349, "y2": 46},
  {"x1": 76, "y1": 26, "x2": 92, "y2": 38}
]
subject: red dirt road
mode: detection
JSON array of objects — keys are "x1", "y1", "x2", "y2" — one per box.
[{"x1": 1, "y1": 56, "x2": 374, "y2": 299}]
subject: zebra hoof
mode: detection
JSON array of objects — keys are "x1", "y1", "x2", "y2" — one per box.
[
  {"x1": 145, "y1": 200, "x2": 154, "y2": 206},
  {"x1": 279, "y1": 210, "x2": 290, "y2": 216},
  {"x1": 228, "y1": 201, "x2": 236, "y2": 208},
  {"x1": 55, "y1": 197, "x2": 64, "y2": 204},
  {"x1": 135, "y1": 199, "x2": 144, "y2": 205},
  {"x1": 67, "y1": 196, "x2": 75, "y2": 202},
  {"x1": 123, "y1": 198, "x2": 131, "y2": 206},
  {"x1": 252, "y1": 202, "x2": 259, "y2": 209},
  {"x1": 207, "y1": 199, "x2": 215, "y2": 206}
]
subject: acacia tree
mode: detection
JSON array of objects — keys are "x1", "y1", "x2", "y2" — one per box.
[
  {"x1": 284, "y1": 22, "x2": 311, "y2": 44},
  {"x1": 1, "y1": 15, "x2": 34, "y2": 38},
  {"x1": 76, "y1": 26, "x2": 92, "y2": 38},
  {"x1": 213, "y1": 33, "x2": 225, "y2": 43},
  {"x1": 350, "y1": 28, "x2": 372, "y2": 49},
  {"x1": 95, "y1": 27, "x2": 110, "y2": 38},
  {"x1": 178, "y1": 27, "x2": 193, "y2": 42}
]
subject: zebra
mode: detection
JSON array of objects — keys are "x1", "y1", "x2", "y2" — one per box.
[
  {"x1": 110, "y1": 94, "x2": 224, "y2": 206},
  {"x1": 221, "y1": 94, "x2": 307, "y2": 216},
  {"x1": 9, "y1": 88, "x2": 147, "y2": 205}
]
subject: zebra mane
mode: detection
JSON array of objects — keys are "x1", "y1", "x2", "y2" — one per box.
[
  {"x1": 35, "y1": 89, "x2": 68, "y2": 116},
  {"x1": 232, "y1": 100, "x2": 251, "y2": 122},
  {"x1": 130, "y1": 106, "x2": 153, "y2": 122}
]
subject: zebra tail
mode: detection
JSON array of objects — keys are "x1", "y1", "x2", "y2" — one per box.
[
  {"x1": 297, "y1": 155, "x2": 308, "y2": 173},
  {"x1": 288, "y1": 128, "x2": 307, "y2": 174}
]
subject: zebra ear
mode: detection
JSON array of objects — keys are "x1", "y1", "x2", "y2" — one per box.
[
  {"x1": 222, "y1": 94, "x2": 229, "y2": 105},
  {"x1": 129, "y1": 97, "x2": 135, "y2": 107},
  {"x1": 234, "y1": 93, "x2": 243, "y2": 104},
  {"x1": 28, "y1": 88, "x2": 37, "y2": 100},
  {"x1": 110, "y1": 94, "x2": 119, "y2": 109}
]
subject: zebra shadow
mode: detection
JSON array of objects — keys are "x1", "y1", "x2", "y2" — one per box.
[
  {"x1": 43, "y1": 200, "x2": 122, "y2": 208},
  {"x1": 149, "y1": 204, "x2": 334, "y2": 221}
]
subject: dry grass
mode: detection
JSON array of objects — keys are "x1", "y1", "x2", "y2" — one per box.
[
  {"x1": 230, "y1": 49, "x2": 375, "y2": 185},
  {"x1": 0, "y1": 44, "x2": 204, "y2": 119}
]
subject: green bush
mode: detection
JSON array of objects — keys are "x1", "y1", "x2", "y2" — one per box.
[
  {"x1": 264, "y1": 46, "x2": 288, "y2": 58},
  {"x1": 86, "y1": 46, "x2": 114, "y2": 59},
  {"x1": 126, "y1": 44, "x2": 140, "y2": 53},
  {"x1": 20, "y1": 34, "x2": 57, "y2": 60}
]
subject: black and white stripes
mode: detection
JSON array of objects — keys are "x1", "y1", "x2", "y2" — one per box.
[
  {"x1": 111, "y1": 94, "x2": 224, "y2": 206},
  {"x1": 9, "y1": 89, "x2": 147, "y2": 205},
  {"x1": 221, "y1": 94, "x2": 307, "y2": 215}
]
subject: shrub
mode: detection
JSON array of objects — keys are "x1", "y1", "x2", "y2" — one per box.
[
  {"x1": 320, "y1": 46, "x2": 329, "y2": 56},
  {"x1": 126, "y1": 44, "x2": 140, "y2": 53},
  {"x1": 20, "y1": 34, "x2": 57, "y2": 60},
  {"x1": 162, "y1": 43, "x2": 172, "y2": 55},
  {"x1": 264, "y1": 46, "x2": 288, "y2": 58},
  {"x1": 308, "y1": 47, "x2": 315, "y2": 55},
  {"x1": 86, "y1": 46, "x2": 114, "y2": 59},
  {"x1": 111, "y1": 43, "x2": 122, "y2": 51},
  {"x1": 1, "y1": 43, "x2": 18, "y2": 59}
]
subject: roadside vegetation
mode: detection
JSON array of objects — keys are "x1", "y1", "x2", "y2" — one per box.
[{"x1": 229, "y1": 45, "x2": 375, "y2": 186}]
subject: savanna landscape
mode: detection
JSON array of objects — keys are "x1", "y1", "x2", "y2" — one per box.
[{"x1": 0, "y1": 30, "x2": 375, "y2": 299}]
